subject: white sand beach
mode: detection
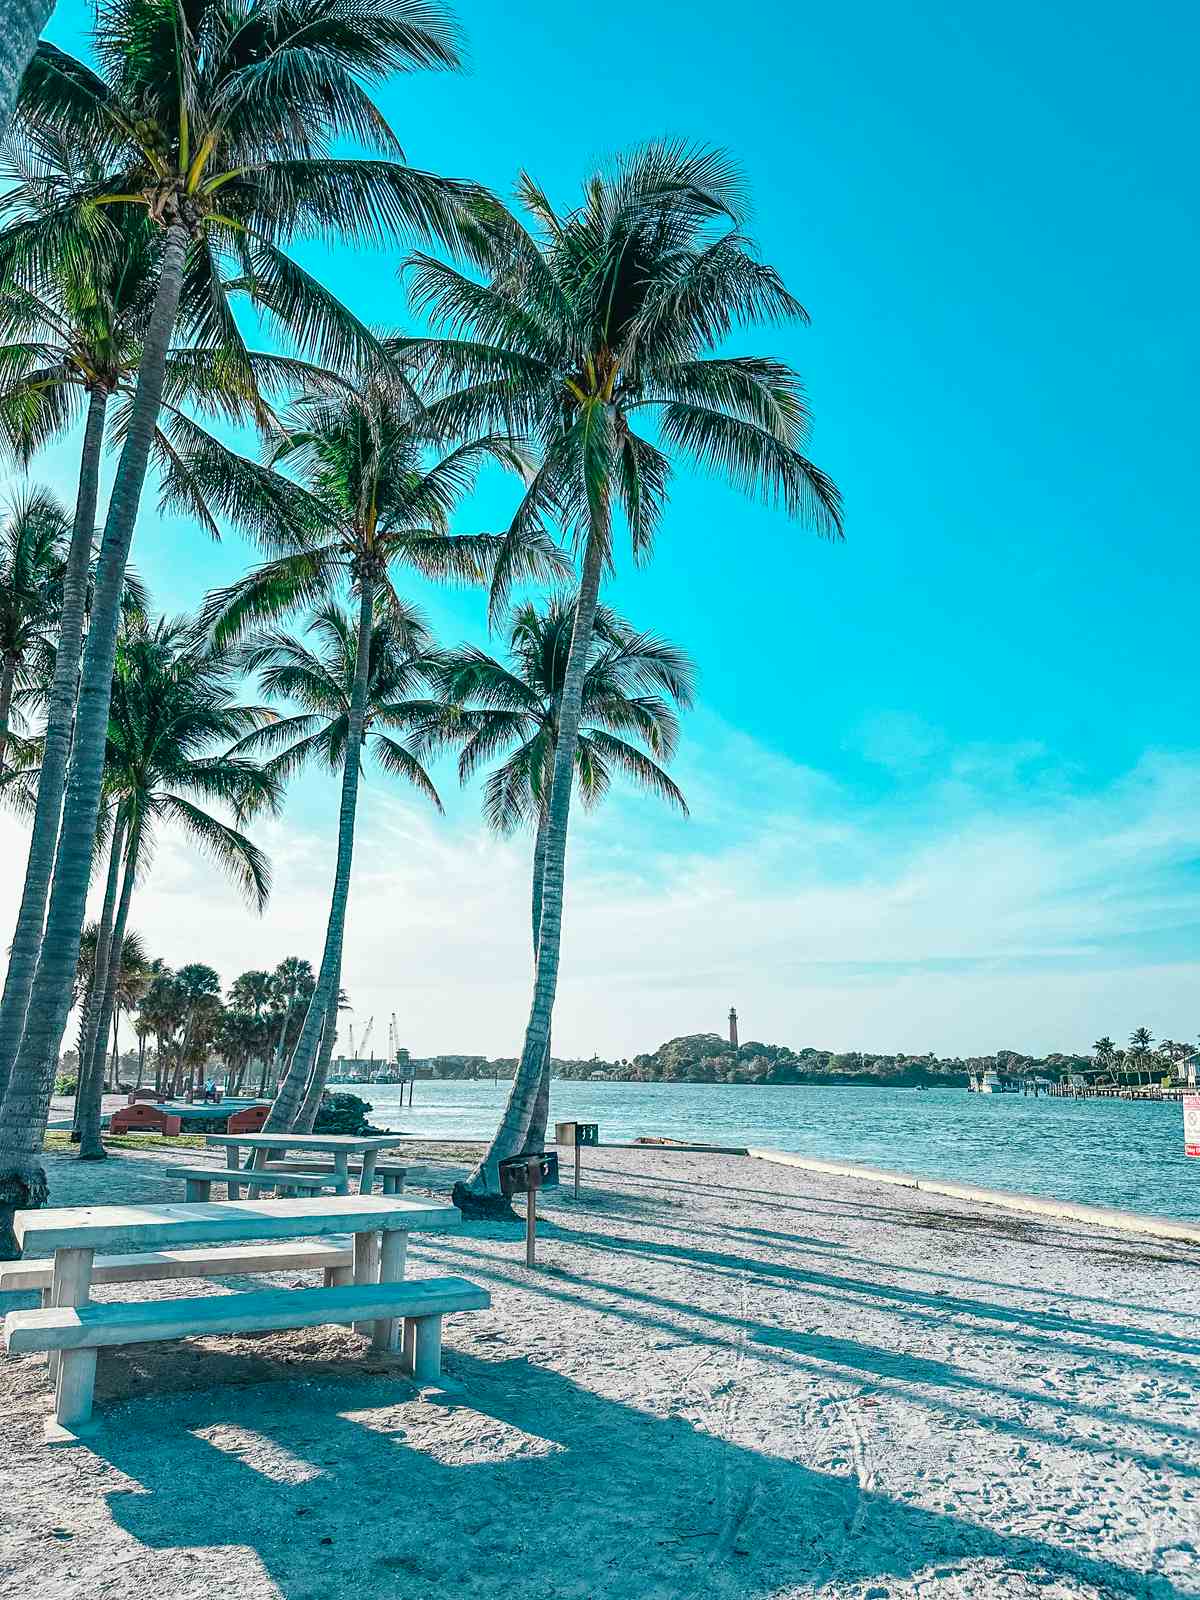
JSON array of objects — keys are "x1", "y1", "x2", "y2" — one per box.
[{"x1": 2, "y1": 1142, "x2": 1199, "y2": 1600}]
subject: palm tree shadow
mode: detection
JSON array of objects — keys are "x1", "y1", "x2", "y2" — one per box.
[{"x1": 95, "y1": 1354, "x2": 1185, "y2": 1599}]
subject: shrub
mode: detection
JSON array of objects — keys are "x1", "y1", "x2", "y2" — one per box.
[
  {"x1": 314, "y1": 1091, "x2": 381, "y2": 1135},
  {"x1": 53, "y1": 1074, "x2": 78, "y2": 1095}
]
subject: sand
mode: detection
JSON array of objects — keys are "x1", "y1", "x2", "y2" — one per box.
[{"x1": 1, "y1": 1140, "x2": 1199, "y2": 1600}]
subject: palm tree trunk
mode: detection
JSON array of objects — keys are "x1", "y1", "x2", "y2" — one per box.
[
  {"x1": 135, "y1": 1032, "x2": 145, "y2": 1089},
  {"x1": 523, "y1": 805, "x2": 552, "y2": 1152},
  {"x1": 0, "y1": 0, "x2": 53, "y2": 147},
  {"x1": 295, "y1": 987, "x2": 342, "y2": 1134},
  {"x1": 267, "y1": 578, "x2": 375, "y2": 1132},
  {"x1": 78, "y1": 822, "x2": 139, "y2": 1159},
  {"x1": 109, "y1": 1007, "x2": 120, "y2": 1091},
  {"x1": 70, "y1": 808, "x2": 127, "y2": 1142},
  {"x1": 0, "y1": 384, "x2": 109, "y2": 1106},
  {"x1": 0, "y1": 655, "x2": 17, "y2": 770},
  {"x1": 0, "y1": 224, "x2": 189, "y2": 1250},
  {"x1": 456, "y1": 509, "x2": 607, "y2": 1211}
]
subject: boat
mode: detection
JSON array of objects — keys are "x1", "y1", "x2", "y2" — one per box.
[{"x1": 967, "y1": 1069, "x2": 1016, "y2": 1094}]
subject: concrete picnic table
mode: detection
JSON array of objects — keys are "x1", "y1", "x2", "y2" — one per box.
[
  {"x1": 15, "y1": 1194, "x2": 461, "y2": 1416},
  {"x1": 205, "y1": 1131, "x2": 408, "y2": 1196}
]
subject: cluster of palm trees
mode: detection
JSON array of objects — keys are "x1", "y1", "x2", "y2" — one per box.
[
  {"x1": 0, "y1": 0, "x2": 841, "y2": 1242},
  {"x1": 1092, "y1": 1030, "x2": 1195, "y2": 1085}
]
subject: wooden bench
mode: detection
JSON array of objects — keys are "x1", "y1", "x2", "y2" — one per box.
[
  {"x1": 4, "y1": 1276, "x2": 489, "y2": 1435},
  {"x1": 173, "y1": 1166, "x2": 349, "y2": 1201},
  {"x1": 0, "y1": 1238, "x2": 356, "y2": 1304},
  {"x1": 109, "y1": 1104, "x2": 183, "y2": 1137},
  {"x1": 261, "y1": 1160, "x2": 408, "y2": 1195}
]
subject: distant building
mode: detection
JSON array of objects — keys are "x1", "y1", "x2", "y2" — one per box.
[{"x1": 728, "y1": 1007, "x2": 739, "y2": 1049}]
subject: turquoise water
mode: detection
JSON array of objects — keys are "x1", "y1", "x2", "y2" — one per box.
[{"x1": 334, "y1": 1078, "x2": 1200, "y2": 1223}]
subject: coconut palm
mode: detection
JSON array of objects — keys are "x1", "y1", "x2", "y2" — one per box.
[
  {"x1": 0, "y1": 486, "x2": 68, "y2": 769},
  {"x1": 425, "y1": 593, "x2": 693, "y2": 1153},
  {"x1": 174, "y1": 361, "x2": 561, "y2": 1131},
  {"x1": 137, "y1": 964, "x2": 183, "y2": 1097},
  {"x1": 264, "y1": 956, "x2": 315, "y2": 1097},
  {"x1": 100, "y1": 926, "x2": 151, "y2": 1091},
  {"x1": 0, "y1": 129, "x2": 419, "y2": 1108},
  {"x1": 231, "y1": 601, "x2": 443, "y2": 1127},
  {"x1": 74, "y1": 614, "x2": 278, "y2": 1157},
  {"x1": 0, "y1": 0, "x2": 477, "y2": 1237},
  {"x1": 402, "y1": 139, "x2": 842, "y2": 1205}
]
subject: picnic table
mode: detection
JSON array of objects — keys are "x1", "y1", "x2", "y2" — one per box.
[
  {"x1": 12, "y1": 1195, "x2": 464, "y2": 1439},
  {"x1": 205, "y1": 1132, "x2": 408, "y2": 1196}
]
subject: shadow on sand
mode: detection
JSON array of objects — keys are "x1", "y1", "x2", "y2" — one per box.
[{"x1": 95, "y1": 1352, "x2": 1188, "y2": 1600}]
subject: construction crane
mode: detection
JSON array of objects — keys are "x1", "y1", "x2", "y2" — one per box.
[{"x1": 359, "y1": 1015, "x2": 375, "y2": 1058}]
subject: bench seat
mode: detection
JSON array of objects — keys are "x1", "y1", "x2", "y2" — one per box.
[
  {"x1": 260, "y1": 1160, "x2": 407, "y2": 1194},
  {"x1": 173, "y1": 1166, "x2": 348, "y2": 1200},
  {"x1": 0, "y1": 1237, "x2": 355, "y2": 1297},
  {"x1": 5, "y1": 1276, "x2": 489, "y2": 1438}
]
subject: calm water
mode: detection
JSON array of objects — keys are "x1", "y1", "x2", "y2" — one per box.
[{"x1": 333, "y1": 1078, "x2": 1200, "y2": 1223}]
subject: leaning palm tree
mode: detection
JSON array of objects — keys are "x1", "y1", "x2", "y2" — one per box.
[
  {"x1": 0, "y1": 0, "x2": 476, "y2": 1237},
  {"x1": 231, "y1": 601, "x2": 444, "y2": 1127},
  {"x1": 264, "y1": 956, "x2": 315, "y2": 1097},
  {"x1": 0, "y1": 132, "x2": 415, "y2": 1107},
  {"x1": 176, "y1": 360, "x2": 561, "y2": 1131},
  {"x1": 74, "y1": 614, "x2": 278, "y2": 1157},
  {"x1": 424, "y1": 593, "x2": 693, "y2": 1156},
  {"x1": 403, "y1": 139, "x2": 842, "y2": 1206},
  {"x1": 0, "y1": 486, "x2": 67, "y2": 769}
]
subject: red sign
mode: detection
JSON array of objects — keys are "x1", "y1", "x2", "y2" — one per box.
[{"x1": 1185, "y1": 1095, "x2": 1200, "y2": 1159}]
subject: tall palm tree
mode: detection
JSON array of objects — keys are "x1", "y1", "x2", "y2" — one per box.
[
  {"x1": 74, "y1": 614, "x2": 277, "y2": 1157},
  {"x1": 403, "y1": 139, "x2": 843, "y2": 1206},
  {"x1": 177, "y1": 362, "x2": 560, "y2": 1131},
  {"x1": 425, "y1": 593, "x2": 693, "y2": 1157},
  {"x1": 0, "y1": 486, "x2": 67, "y2": 769},
  {"x1": 0, "y1": 132, "x2": 411, "y2": 1108},
  {"x1": 232, "y1": 602, "x2": 443, "y2": 1127},
  {"x1": 264, "y1": 956, "x2": 315, "y2": 1097},
  {"x1": 137, "y1": 964, "x2": 182, "y2": 1096},
  {"x1": 0, "y1": 0, "x2": 477, "y2": 1236}
]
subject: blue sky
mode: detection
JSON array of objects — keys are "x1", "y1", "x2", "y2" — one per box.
[{"x1": 4, "y1": 0, "x2": 1199, "y2": 1058}]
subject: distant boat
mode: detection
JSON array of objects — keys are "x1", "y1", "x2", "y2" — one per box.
[{"x1": 968, "y1": 1069, "x2": 1014, "y2": 1094}]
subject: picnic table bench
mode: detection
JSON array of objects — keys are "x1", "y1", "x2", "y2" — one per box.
[
  {"x1": 172, "y1": 1165, "x2": 348, "y2": 1201},
  {"x1": 3, "y1": 1196, "x2": 479, "y2": 1443},
  {"x1": 205, "y1": 1132, "x2": 408, "y2": 1197}
]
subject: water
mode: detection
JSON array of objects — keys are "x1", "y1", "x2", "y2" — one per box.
[{"x1": 334, "y1": 1078, "x2": 1200, "y2": 1223}]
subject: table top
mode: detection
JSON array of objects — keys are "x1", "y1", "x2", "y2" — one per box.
[
  {"x1": 205, "y1": 1133, "x2": 406, "y2": 1152},
  {"x1": 13, "y1": 1195, "x2": 458, "y2": 1253}
]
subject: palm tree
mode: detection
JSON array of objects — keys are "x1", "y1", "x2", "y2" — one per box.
[
  {"x1": 403, "y1": 139, "x2": 842, "y2": 1206},
  {"x1": 0, "y1": 486, "x2": 67, "y2": 769},
  {"x1": 101, "y1": 926, "x2": 151, "y2": 1091},
  {"x1": 177, "y1": 361, "x2": 560, "y2": 1131},
  {"x1": 426, "y1": 594, "x2": 693, "y2": 1158},
  {"x1": 0, "y1": 134, "x2": 412, "y2": 1106},
  {"x1": 0, "y1": 0, "x2": 477, "y2": 1237},
  {"x1": 231, "y1": 602, "x2": 443, "y2": 1127},
  {"x1": 137, "y1": 964, "x2": 182, "y2": 1097},
  {"x1": 264, "y1": 956, "x2": 315, "y2": 1097},
  {"x1": 1129, "y1": 1025, "x2": 1154, "y2": 1087},
  {"x1": 74, "y1": 614, "x2": 278, "y2": 1156}
]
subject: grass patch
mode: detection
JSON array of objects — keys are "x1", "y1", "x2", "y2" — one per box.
[{"x1": 43, "y1": 1130, "x2": 207, "y2": 1153}]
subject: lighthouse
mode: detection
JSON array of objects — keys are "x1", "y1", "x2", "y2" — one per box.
[{"x1": 728, "y1": 1006, "x2": 739, "y2": 1049}]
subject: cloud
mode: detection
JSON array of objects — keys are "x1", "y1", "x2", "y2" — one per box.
[{"x1": 3, "y1": 730, "x2": 1200, "y2": 1060}]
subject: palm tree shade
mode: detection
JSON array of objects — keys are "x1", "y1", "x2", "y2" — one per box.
[
  {"x1": 423, "y1": 593, "x2": 693, "y2": 1153},
  {"x1": 401, "y1": 139, "x2": 842, "y2": 1206},
  {"x1": 0, "y1": 0, "x2": 475, "y2": 1240},
  {"x1": 69, "y1": 614, "x2": 278, "y2": 1156},
  {"x1": 231, "y1": 602, "x2": 444, "y2": 1127}
]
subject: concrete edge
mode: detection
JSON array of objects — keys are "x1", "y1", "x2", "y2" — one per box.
[{"x1": 747, "y1": 1148, "x2": 1200, "y2": 1249}]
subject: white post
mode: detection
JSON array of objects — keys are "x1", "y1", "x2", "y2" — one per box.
[
  {"x1": 352, "y1": 1229, "x2": 379, "y2": 1334},
  {"x1": 411, "y1": 1314, "x2": 443, "y2": 1383},
  {"x1": 50, "y1": 1247, "x2": 96, "y2": 1441}
]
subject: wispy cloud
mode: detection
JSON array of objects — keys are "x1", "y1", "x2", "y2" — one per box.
[{"x1": 3, "y1": 723, "x2": 1200, "y2": 1058}]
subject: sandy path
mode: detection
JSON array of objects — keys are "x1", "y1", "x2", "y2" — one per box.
[{"x1": 1, "y1": 1143, "x2": 1198, "y2": 1599}]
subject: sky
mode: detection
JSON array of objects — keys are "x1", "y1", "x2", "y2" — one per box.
[{"x1": 2, "y1": 0, "x2": 1199, "y2": 1060}]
